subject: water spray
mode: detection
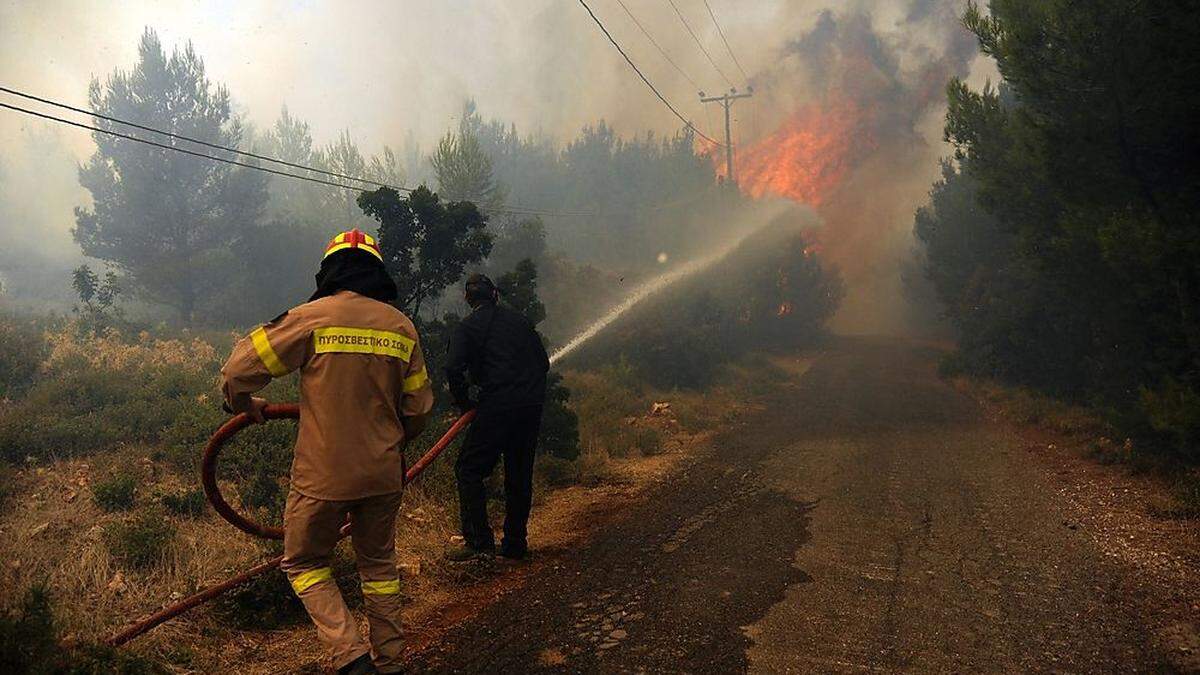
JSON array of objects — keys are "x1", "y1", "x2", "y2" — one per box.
[
  {"x1": 107, "y1": 222, "x2": 767, "y2": 646},
  {"x1": 549, "y1": 224, "x2": 764, "y2": 365}
]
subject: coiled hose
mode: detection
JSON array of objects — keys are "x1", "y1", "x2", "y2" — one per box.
[{"x1": 105, "y1": 406, "x2": 475, "y2": 646}]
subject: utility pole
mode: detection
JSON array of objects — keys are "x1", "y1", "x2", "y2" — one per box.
[{"x1": 699, "y1": 87, "x2": 753, "y2": 185}]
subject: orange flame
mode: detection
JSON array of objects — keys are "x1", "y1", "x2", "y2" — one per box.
[{"x1": 730, "y1": 99, "x2": 876, "y2": 206}]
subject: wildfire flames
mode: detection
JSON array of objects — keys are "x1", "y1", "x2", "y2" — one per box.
[{"x1": 729, "y1": 98, "x2": 876, "y2": 207}]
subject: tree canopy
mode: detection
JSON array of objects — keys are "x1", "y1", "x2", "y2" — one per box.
[
  {"x1": 917, "y1": 0, "x2": 1200, "y2": 458},
  {"x1": 73, "y1": 28, "x2": 268, "y2": 323},
  {"x1": 357, "y1": 185, "x2": 492, "y2": 317}
]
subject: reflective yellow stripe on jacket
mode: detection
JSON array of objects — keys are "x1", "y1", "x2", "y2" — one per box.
[
  {"x1": 250, "y1": 326, "x2": 288, "y2": 377},
  {"x1": 403, "y1": 367, "x2": 429, "y2": 392},
  {"x1": 313, "y1": 326, "x2": 415, "y2": 361}
]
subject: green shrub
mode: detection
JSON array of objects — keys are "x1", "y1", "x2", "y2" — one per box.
[
  {"x1": 0, "y1": 583, "x2": 57, "y2": 672},
  {"x1": 937, "y1": 352, "x2": 968, "y2": 378},
  {"x1": 0, "y1": 311, "x2": 49, "y2": 399},
  {"x1": 1164, "y1": 474, "x2": 1200, "y2": 519},
  {"x1": 1141, "y1": 378, "x2": 1200, "y2": 462},
  {"x1": 103, "y1": 512, "x2": 175, "y2": 569},
  {"x1": 0, "y1": 466, "x2": 12, "y2": 508},
  {"x1": 539, "y1": 372, "x2": 580, "y2": 461},
  {"x1": 158, "y1": 403, "x2": 225, "y2": 471},
  {"x1": 535, "y1": 455, "x2": 578, "y2": 487},
  {"x1": 0, "y1": 583, "x2": 162, "y2": 674},
  {"x1": 221, "y1": 421, "x2": 296, "y2": 525},
  {"x1": 1147, "y1": 473, "x2": 1200, "y2": 521},
  {"x1": 0, "y1": 365, "x2": 214, "y2": 464},
  {"x1": 161, "y1": 488, "x2": 206, "y2": 518},
  {"x1": 670, "y1": 396, "x2": 711, "y2": 432},
  {"x1": 576, "y1": 450, "x2": 615, "y2": 487},
  {"x1": 622, "y1": 424, "x2": 664, "y2": 457},
  {"x1": 93, "y1": 472, "x2": 137, "y2": 511},
  {"x1": 213, "y1": 568, "x2": 306, "y2": 629}
]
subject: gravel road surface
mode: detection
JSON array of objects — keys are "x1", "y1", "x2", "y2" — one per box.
[{"x1": 406, "y1": 337, "x2": 1173, "y2": 673}]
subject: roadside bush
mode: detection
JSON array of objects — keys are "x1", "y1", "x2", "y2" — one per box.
[
  {"x1": 0, "y1": 366, "x2": 214, "y2": 464},
  {"x1": 576, "y1": 450, "x2": 616, "y2": 487},
  {"x1": 93, "y1": 472, "x2": 137, "y2": 511},
  {"x1": 624, "y1": 425, "x2": 664, "y2": 457},
  {"x1": 1141, "y1": 379, "x2": 1200, "y2": 463},
  {"x1": 538, "y1": 372, "x2": 580, "y2": 461},
  {"x1": 535, "y1": 455, "x2": 578, "y2": 487},
  {"x1": 1173, "y1": 475, "x2": 1200, "y2": 519},
  {"x1": 566, "y1": 366, "x2": 657, "y2": 458},
  {"x1": 158, "y1": 403, "x2": 226, "y2": 471},
  {"x1": 0, "y1": 584, "x2": 162, "y2": 674},
  {"x1": 0, "y1": 325, "x2": 223, "y2": 465},
  {"x1": 161, "y1": 488, "x2": 206, "y2": 518},
  {"x1": 213, "y1": 567, "x2": 306, "y2": 629},
  {"x1": 572, "y1": 223, "x2": 841, "y2": 390},
  {"x1": 221, "y1": 419, "x2": 296, "y2": 525},
  {"x1": 103, "y1": 511, "x2": 176, "y2": 569},
  {"x1": 0, "y1": 583, "x2": 56, "y2": 672},
  {"x1": 0, "y1": 466, "x2": 11, "y2": 508},
  {"x1": 0, "y1": 311, "x2": 49, "y2": 399}
]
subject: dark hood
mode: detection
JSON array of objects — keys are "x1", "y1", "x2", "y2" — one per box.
[{"x1": 310, "y1": 248, "x2": 398, "y2": 304}]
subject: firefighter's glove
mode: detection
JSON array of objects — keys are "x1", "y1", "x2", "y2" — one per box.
[{"x1": 246, "y1": 396, "x2": 269, "y2": 424}]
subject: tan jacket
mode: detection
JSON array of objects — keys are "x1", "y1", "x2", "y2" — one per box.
[{"x1": 221, "y1": 290, "x2": 434, "y2": 500}]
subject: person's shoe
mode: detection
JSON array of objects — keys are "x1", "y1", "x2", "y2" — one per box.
[
  {"x1": 497, "y1": 546, "x2": 529, "y2": 562},
  {"x1": 444, "y1": 544, "x2": 494, "y2": 562},
  {"x1": 338, "y1": 654, "x2": 379, "y2": 675}
]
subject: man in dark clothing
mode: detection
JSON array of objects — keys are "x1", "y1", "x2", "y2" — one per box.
[{"x1": 444, "y1": 273, "x2": 549, "y2": 561}]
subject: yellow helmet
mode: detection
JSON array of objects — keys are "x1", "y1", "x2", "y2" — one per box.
[{"x1": 323, "y1": 229, "x2": 382, "y2": 262}]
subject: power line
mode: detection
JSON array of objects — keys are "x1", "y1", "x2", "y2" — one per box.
[
  {"x1": 701, "y1": 0, "x2": 749, "y2": 81},
  {"x1": 614, "y1": 0, "x2": 701, "y2": 91},
  {"x1": 0, "y1": 85, "x2": 406, "y2": 194},
  {"x1": 0, "y1": 100, "x2": 379, "y2": 194},
  {"x1": 575, "y1": 0, "x2": 723, "y2": 147},
  {"x1": 0, "y1": 96, "x2": 708, "y2": 220},
  {"x1": 0, "y1": 94, "x2": 603, "y2": 219},
  {"x1": 665, "y1": 0, "x2": 734, "y2": 89}
]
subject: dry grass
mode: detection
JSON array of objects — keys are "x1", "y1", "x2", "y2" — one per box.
[
  {"x1": 954, "y1": 375, "x2": 1200, "y2": 523},
  {"x1": 0, "y1": 338, "x2": 794, "y2": 671},
  {"x1": 964, "y1": 378, "x2": 1108, "y2": 437},
  {"x1": 0, "y1": 448, "x2": 263, "y2": 661}
]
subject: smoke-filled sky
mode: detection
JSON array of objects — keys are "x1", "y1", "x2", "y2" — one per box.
[
  {"x1": 1, "y1": 0, "x2": 995, "y2": 158},
  {"x1": 0, "y1": 0, "x2": 995, "y2": 325}
]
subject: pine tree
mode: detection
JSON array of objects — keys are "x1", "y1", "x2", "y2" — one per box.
[{"x1": 73, "y1": 28, "x2": 267, "y2": 323}]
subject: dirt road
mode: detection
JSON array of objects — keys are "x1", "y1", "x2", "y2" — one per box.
[{"x1": 405, "y1": 337, "x2": 1181, "y2": 673}]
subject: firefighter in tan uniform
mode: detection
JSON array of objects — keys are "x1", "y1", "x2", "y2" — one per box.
[{"x1": 221, "y1": 229, "x2": 433, "y2": 675}]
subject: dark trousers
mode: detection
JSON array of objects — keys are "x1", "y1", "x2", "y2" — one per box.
[{"x1": 455, "y1": 404, "x2": 543, "y2": 552}]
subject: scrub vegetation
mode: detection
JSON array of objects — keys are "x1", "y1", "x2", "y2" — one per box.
[
  {"x1": 0, "y1": 25, "x2": 839, "y2": 670},
  {"x1": 912, "y1": 2, "x2": 1200, "y2": 469}
]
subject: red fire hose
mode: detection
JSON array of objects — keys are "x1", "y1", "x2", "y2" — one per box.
[{"x1": 105, "y1": 406, "x2": 475, "y2": 647}]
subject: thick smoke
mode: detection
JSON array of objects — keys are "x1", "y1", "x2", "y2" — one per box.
[
  {"x1": 0, "y1": 1, "x2": 988, "y2": 331},
  {"x1": 739, "y1": 1, "x2": 980, "y2": 334}
]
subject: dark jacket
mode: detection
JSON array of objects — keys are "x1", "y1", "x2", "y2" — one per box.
[{"x1": 445, "y1": 303, "x2": 549, "y2": 412}]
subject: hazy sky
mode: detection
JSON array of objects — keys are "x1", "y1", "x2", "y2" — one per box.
[
  {"x1": 0, "y1": 0, "x2": 995, "y2": 322},
  {"x1": 2, "y1": 0, "x2": 777, "y2": 157},
  {"x1": 0, "y1": 1, "x2": 993, "y2": 157}
]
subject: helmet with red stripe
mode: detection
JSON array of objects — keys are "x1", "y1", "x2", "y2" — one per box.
[{"x1": 323, "y1": 229, "x2": 382, "y2": 262}]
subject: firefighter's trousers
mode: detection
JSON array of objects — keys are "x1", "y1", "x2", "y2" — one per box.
[{"x1": 281, "y1": 489, "x2": 404, "y2": 673}]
